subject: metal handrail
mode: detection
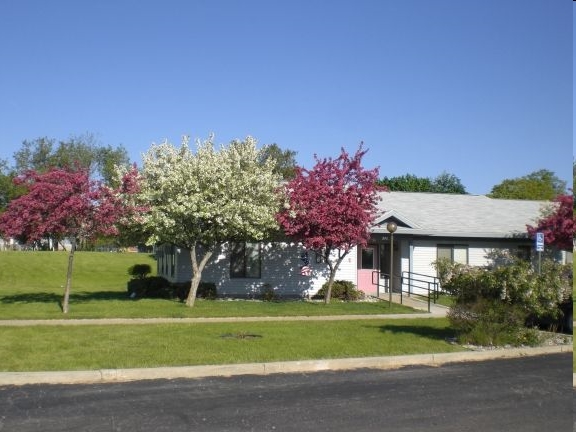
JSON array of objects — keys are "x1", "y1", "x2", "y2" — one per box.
[
  {"x1": 401, "y1": 271, "x2": 440, "y2": 291},
  {"x1": 372, "y1": 270, "x2": 441, "y2": 312},
  {"x1": 402, "y1": 271, "x2": 440, "y2": 294}
]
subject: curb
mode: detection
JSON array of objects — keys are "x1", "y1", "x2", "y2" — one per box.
[{"x1": 0, "y1": 345, "x2": 570, "y2": 387}]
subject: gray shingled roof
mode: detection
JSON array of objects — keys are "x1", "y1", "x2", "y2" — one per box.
[{"x1": 371, "y1": 192, "x2": 549, "y2": 238}]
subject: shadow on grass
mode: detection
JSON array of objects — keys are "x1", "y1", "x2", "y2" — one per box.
[
  {"x1": 377, "y1": 324, "x2": 455, "y2": 341},
  {"x1": 0, "y1": 291, "x2": 133, "y2": 305}
]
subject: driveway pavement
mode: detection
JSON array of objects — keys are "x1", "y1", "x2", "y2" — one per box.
[{"x1": 0, "y1": 354, "x2": 571, "y2": 432}]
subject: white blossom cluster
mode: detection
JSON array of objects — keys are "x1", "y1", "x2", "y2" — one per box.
[{"x1": 140, "y1": 135, "x2": 282, "y2": 249}]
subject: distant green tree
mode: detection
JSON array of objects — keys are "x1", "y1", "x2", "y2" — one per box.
[
  {"x1": 488, "y1": 169, "x2": 566, "y2": 200},
  {"x1": 97, "y1": 145, "x2": 131, "y2": 187},
  {"x1": 377, "y1": 172, "x2": 466, "y2": 194},
  {"x1": 12, "y1": 134, "x2": 129, "y2": 186},
  {"x1": 0, "y1": 159, "x2": 26, "y2": 212},
  {"x1": 13, "y1": 137, "x2": 54, "y2": 173},
  {"x1": 258, "y1": 143, "x2": 298, "y2": 179},
  {"x1": 431, "y1": 171, "x2": 467, "y2": 194},
  {"x1": 377, "y1": 174, "x2": 433, "y2": 191}
]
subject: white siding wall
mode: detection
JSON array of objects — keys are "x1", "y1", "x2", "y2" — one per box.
[
  {"x1": 407, "y1": 239, "x2": 535, "y2": 295},
  {"x1": 330, "y1": 246, "x2": 358, "y2": 290},
  {"x1": 411, "y1": 239, "x2": 532, "y2": 277},
  {"x1": 468, "y1": 242, "x2": 501, "y2": 267},
  {"x1": 163, "y1": 242, "x2": 357, "y2": 298},
  {"x1": 158, "y1": 237, "x2": 540, "y2": 299},
  {"x1": 411, "y1": 241, "x2": 438, "y2": 277}
]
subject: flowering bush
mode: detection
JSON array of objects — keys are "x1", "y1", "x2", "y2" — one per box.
[{"x1": 436, "y1": 256, "x2": 572, "y2": 345}]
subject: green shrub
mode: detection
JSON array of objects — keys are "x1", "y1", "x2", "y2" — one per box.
[
  {"x1": 441, "y1": 257, "x2": 571, "y2": 345},
  {"x1": 127, "y1": 276, "x2": 171, "y2": 299},
  {"x1": 197, "y1": 282, "x2": 217, "y2": 299},
  {"x1": 313, "y1": 280, "x2": 364, "y2": 301},
  {"x1": 127, "y1": 279, "x2": 145, "y2": 297},
  {"x1": 174, "y1": 281, "x2": 217, "y2": 301},
  {"x1": 146, "y1": 276, "x2": 172, "y2": 298},
  {"x1": 128, "y1": 264, "x2": 152, "y2": 279},
  {"x1": 448, "y1": 300, "x2": 539, "y2": 346},
  {"x1": 443, "y1": 259, "x2": 571, "y2": 321},
  {"x1": 433, "y1": 257, "x2": 469, "y2": 290},
  {"x1": 260, "y1": 284, "x2": 279, "y2": 301}
]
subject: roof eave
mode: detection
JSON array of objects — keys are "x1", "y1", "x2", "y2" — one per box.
[{"x1": 370, "y1": 228, "x2": 530, "y2": 240}]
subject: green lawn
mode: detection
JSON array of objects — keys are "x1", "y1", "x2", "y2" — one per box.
[
  {"x1": 0, "y1": 318, "x2": 462, "y2": 372},
  {"x1": 0, "y1": 251, "x2": 417, "y2": 319},
  {"x1": 433, "y1": 294, "x2": 455, "y2": 308},
  {"x1": 0, "y1": 251, "x2": 464, "y2": 372}
]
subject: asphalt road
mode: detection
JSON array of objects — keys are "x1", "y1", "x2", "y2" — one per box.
[{"x1": 0, "y1": 353, "x2": 571, "y2": 432}]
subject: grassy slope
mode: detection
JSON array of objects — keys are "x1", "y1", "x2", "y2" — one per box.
[
  {"x1": 0, "y1": 250, "x2": 156, "y2": 293},
  {"x1": 0, "y1": 251, "x2": 416, "y2": 319}
]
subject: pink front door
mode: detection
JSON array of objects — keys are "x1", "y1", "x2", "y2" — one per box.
[
  {"x1": 357, "y1": 269, "x2": 376, "y2": 295},
  {"x1": 357, "y1": 245, "x2": 378, "y2": 295}
]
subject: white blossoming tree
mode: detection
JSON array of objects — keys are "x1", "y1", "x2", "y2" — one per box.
[{"x1": 140, "y1": 135, "x2": 282, "y2": 307}]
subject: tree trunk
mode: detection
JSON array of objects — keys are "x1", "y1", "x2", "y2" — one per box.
[
  {"x1": 62, "y1": 237, "x2": 76, "y2": 313},
  {"x1": 324, "y1": 267, "x2": 336, "y2": 305},
  {"x1": 323, "y1": 250, "x2": 349, "y2": 305},
  {"x1": 185, "y1": 242, "x2": 215, "y2": 307}
]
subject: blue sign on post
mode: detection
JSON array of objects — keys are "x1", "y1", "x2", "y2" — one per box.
[{"x1": 535, "y1": 232, "x2": 545, "y2": 252}]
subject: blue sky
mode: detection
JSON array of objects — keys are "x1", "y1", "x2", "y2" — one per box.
[{"x1": 0, "y1": 1, "x2": 572, "y2": 195}]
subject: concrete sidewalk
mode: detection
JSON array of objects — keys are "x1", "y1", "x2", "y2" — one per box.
[
  {"x1": 0, "y1": 296, "x2": 448, "y2": 327},
  {"x1": 0, "y1": 312, "x2": 447, "y2": 326},
  {"x1": 385, "y1": 293, "x2": 449, "y2": 315}
]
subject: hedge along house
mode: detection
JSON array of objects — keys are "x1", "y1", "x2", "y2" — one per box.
[{"x1": 156, "y1": 192, "x2": 571, "y2": 298}]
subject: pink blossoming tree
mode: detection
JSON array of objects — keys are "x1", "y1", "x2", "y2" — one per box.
[
  {"x1": 0, "y1": 165, "x2": 143, "y2": 313},
  {"x1": 527, "y1": 194, "x2": 574, "y2": 251},
  {"x1": 276, "y1": 144, "x2": 382, "y2": 303}
]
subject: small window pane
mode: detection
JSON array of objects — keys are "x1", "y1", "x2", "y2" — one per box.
[
  {"x1": 453, "y1": 246, "x2": 468, "y2": 264},
  {"x1": 230, "y1": 242, "x2": 262, "y2": 278},
  {"x1": 361, "y1": 247, "x2": 375, "y2": 269},
  {"x1": 245, "y1": 243, "x2": 261, "y2": 278},
  {"x1": 437, "y1": 246, "x2": 452, "y2": 261},
  {"x1": 230, "y1": 243, "x2": 245, "y2": 278}
]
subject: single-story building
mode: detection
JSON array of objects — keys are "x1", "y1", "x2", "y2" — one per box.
[{"x1": 156, "y1": 192, "x2": 572, "y2": 298}]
